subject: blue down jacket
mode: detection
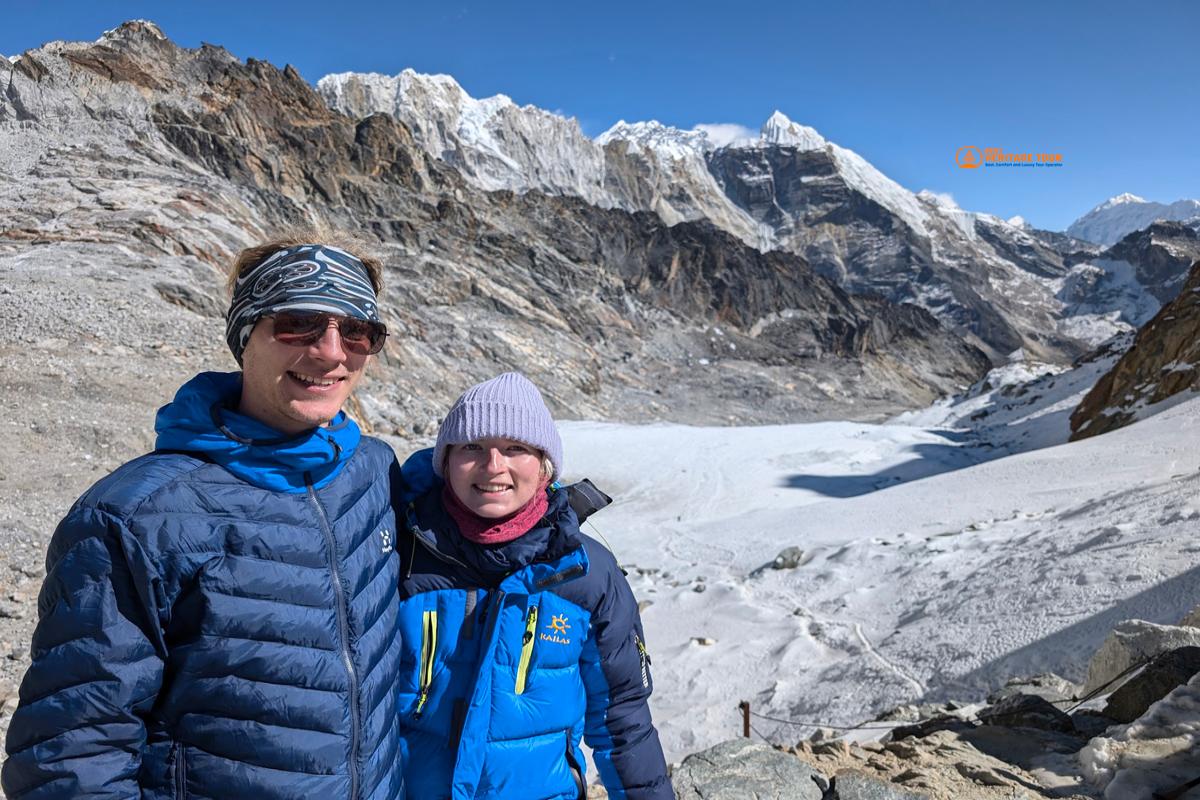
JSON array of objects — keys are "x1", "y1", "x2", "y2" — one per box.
[
  {"x1": 1, "y1": 372, "x2": 406, "y2": 800},
  {"x1": 397, "y1": 477, "x2": 672, "y2": 800}
]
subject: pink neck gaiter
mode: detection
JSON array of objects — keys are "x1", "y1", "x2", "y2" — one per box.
[{"x1": 442, "y1": 481, "x2": 550, "y2": 545}]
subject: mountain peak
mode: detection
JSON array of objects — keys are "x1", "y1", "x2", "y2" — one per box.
[
  {"x1": 758, "y1": 110, "x2": 827, "y2": 151},
  {"x1": 1099, "y1": 192, "x2": 1147, "y2": 210},
  {"x1": 98, "y1": 20, "x2": 167, "y2": 46},
  {"x1": 596, "y1": 119, "x2": 708, "y2": 159},
  {"x1": 1068, "y1": 194, "x2": 1200, "y2": 245}
]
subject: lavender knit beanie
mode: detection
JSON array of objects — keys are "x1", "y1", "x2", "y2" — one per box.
[{"x1": 433, "y1": 372, "x2": 563, "y2": 480}]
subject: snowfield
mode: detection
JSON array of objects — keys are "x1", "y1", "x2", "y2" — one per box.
[{"x1": 558, "y1": 390, "x2": 1200, "y2": 765}]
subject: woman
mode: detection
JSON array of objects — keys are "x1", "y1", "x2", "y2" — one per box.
[{"x1": 396, "y1": 372, "x2": 673, "y2": 800}]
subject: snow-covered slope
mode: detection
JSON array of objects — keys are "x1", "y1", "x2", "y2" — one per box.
[
  {"x1": 559, "y1": 388, "x2": 1200, "y2": 764},
  {"x1": 318, "y1": 70, "x2": 610, "y2": 204},
  {"x1": 595, "y1": 119, "x2": 709, "y2": 161},
  {"x1": 1067, "y1": 193, "x2": 1200, "y2": 246}
]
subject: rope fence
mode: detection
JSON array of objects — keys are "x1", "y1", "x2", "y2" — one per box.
[{"x1": 735, "y1": 654, "x2": 1155, "y2": 743}]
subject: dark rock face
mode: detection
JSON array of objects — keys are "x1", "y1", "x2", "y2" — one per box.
[
  {"x1": 1071, "y1": 259, "x2": 1200, "y2": 440},
  {"x1": 708, "y1": 146, "x2": 927, "y2": 295},
  {"x1": 0, "y1": 21, "x2": 991, "y2": 431},
  {"x1": 986, "y1": 673, "x2": 1077, "y2": 705},
  {"x1": 1102, "y1": 646, "x2": 1200, "y2": 723},
  {"x1": 705, "y1": 146, "x2": 1080, "y2": 363},
  {"x1": 978, "y1": 693, "x2": 1074, "y2": 733},
  {"x1": 1104, "y1": 221, "x2": 1200, "y2": 305},
  {"x1": 889, "y1": 715, "x2": 975, "y2": 740}
]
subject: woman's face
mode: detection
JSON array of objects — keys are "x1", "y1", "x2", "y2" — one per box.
[{"x1": 446, "y1": 437, "x2": 545, "y2": 518}]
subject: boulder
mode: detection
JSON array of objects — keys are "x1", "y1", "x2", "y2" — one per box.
[
  {"x1": 1102, "y1": 646, "x2": 1200, "y2": 723},
  {"x1": 772, "y1": 546, "x2": 806, "y2": 569},
  {"x1": 832, "y1": 770, "x2": 931, "y2": 799},
  {"x1": 671, "y1": 739, "x2": 825, "y2": 800},
  {"x1": 890, "y1": 715, "x2": 975, "y2": 740},
  {"x1": 986, "y1": 673, "x2": 1077, "y2": 704},
  {"x1": 1083, "y1": 620, "x2": 1200, "y2": 696},
  {"x1": 978, "y1": 693, "x2": 1074, "y2": 733},
  {"x1": 875, "y1": 702, "x2": 960, "y2": 723}
]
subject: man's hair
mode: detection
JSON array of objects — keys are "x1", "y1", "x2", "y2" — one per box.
[{"x1": 225, "y1": 225, "x2": 385, "y2": 296}]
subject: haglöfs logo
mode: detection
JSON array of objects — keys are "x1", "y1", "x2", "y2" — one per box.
[{"x1": 956, "y1": 146, "x2": 982, "y2": 169}]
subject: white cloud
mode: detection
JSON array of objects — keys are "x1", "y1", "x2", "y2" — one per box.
[
  {"x1": 917, "y1": 190, "x2": 959, "y2": 209},
  {"x1": 692, "y1": 122, "x2": 757, "y2": 148}
]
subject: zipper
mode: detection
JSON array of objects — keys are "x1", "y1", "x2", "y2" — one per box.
[
  {"x1": 174, "y1": 741, "x2": 186, "y2": 799},
  {"x1": 635, "y1": 632, "x2": 651, "y2": 689},
  {"x1": 564, "y1": 731, "x2": 585, "y2": 800},
  {"x1": 308, "y1": 481, "x2": 361, "y2": 800},
  {"x1": 415, "y1": 609, "x2": 439, "y2": 716},
  {"x1": 405, "y1": 503, "x2": 486, "y2": 579},
  {"x1": 514, "y1": 604, "x2": 539, "y2": 694},
  {"x1": 534, "y1": 562, "x2": 586, "y2": 589}
]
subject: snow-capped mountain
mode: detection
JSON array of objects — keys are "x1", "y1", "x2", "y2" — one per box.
[
  {"x1": 320, "y1": 69, "x2": 1200, "y2": 367},
  {"x1": 1067, "y1": 193, "x2": 1200, "y2": 246},
  {"x1": 317, "y1": 70, "x2": 610, "y2": 205}
]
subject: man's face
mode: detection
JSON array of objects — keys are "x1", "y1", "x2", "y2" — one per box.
[{"x1": 238, "y1": 316, "x2": 370, "y2": 435}]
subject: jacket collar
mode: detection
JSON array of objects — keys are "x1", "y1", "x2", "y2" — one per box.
[
  {"x1": 405, "y1": 484, "x2": 589, "y2": 592},
  {"x1": 153, "y1": 371, "x2": 361, "y2": 493}
]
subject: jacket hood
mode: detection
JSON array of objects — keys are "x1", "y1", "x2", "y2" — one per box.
[
  {"x1": 405, "y1": 473, "x2": 587, "y2": 590},
  {"x1": 154, "y1": 371, "x2": 361, "y2": 492}
]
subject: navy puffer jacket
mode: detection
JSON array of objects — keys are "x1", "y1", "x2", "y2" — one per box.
[
  {"x1": 1, "y1": 373, "x2": 406, "y2": 800},
  {"x1": 397, "y1": 467, "x2": 672, "y2": 800}
]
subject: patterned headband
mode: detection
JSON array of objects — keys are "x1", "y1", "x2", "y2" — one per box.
[{"x1": 225, "y1": 244, "x2": 380, "y2": 365}]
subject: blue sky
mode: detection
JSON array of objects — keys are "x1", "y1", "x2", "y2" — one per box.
[{"x1": 3, "y1": 1, "x2": 1196, "y2": 231}]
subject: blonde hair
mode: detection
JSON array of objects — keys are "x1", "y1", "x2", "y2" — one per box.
[{"x1": 225, "y1": 225, "x2": 385, "y2": 296}]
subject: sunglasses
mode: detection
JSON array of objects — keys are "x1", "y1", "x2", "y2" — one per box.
[{"x1": 269, "y1": 311, "x2": 388, "y2": 355}]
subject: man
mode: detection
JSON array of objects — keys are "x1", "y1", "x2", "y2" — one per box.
[{"x1": 2, "y1": 236, "x2": 406, "y2": 799}]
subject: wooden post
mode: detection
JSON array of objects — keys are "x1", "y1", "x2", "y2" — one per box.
[{"x1": 738, "y1": 701, "x2": 750, "y2": 738}]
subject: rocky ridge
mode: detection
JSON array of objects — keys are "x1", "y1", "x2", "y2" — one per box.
[
  {"x1": 1070, "y1": 255, "x2": 1200, "y2": 440},
  {"x1": 0, "y1": 20, "x2": 989, "y2": 430},
  {"x1": 318, "y1": 71, "x2": 1198, "y2": 365}
]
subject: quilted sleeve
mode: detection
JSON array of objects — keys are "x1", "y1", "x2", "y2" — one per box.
[
  {"x1": 2, "y1": 504, "x2": 166, "y2": 799},
  {"x1": 579, "y1": 552, "x2": 672, "y2": 800}
]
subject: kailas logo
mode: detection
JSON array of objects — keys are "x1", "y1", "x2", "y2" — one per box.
[
  {"x1": 379, "y1": 528, "x2": 393, "y2": 554},
  {"x1": 539, "y1": 614, "x2": 572, "y2": 645},
  {"x1": 956, "y1": 146, "x2": 982, "y2": 169}
]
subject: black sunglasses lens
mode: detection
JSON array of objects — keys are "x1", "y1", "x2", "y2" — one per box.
[
  {"x1": 271, "y1": 313, "x2": 386, "y2": 354},
  {"x1": 272, "y1": 312, "x2": 326, "y2": 342},
  {"x1": 341, "y1": 320, "x2": 387, "y2": 355}
]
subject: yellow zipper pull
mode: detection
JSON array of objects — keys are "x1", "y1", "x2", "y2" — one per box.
[
  {"x1": 416, "y1": 609, "x2": 439, "y2": 715},
  {"x1": 515, "y1": 605, "x2": 539, "y2": 695}
]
